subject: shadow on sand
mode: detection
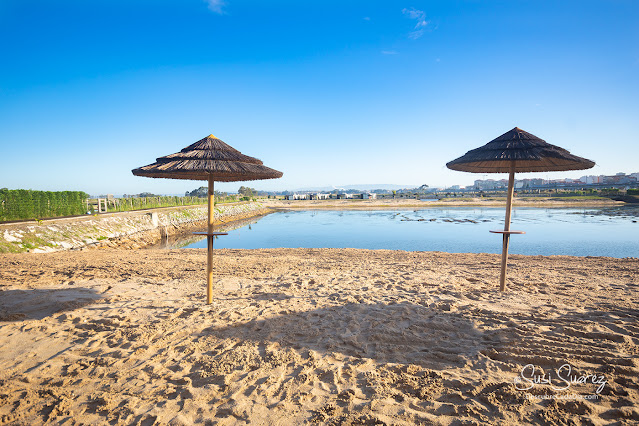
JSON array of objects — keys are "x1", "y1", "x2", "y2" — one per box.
[
  {"x1": 201, "y1": 301, "x2": 486, "y2": 369},
  {"x1": 0, "y1": 288, "x2": 102, "y2": 321}
]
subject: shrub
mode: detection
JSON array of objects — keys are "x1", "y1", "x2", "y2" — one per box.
[{"x1": 0, "y1": 189, "x2": 89, "y2": 222}]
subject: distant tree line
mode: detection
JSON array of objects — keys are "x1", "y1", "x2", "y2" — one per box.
[
  {"x1": 186, "y1": 186, "x2": 232, "y2": 199},
  {"x1": 238, "y1": 186, "x2": 257, "y2": 199},
  {"x1": 185, "y1": 186, "x2": 208, "y2": 197},
  {"x1": 185, "y1": 186, "x2": 261, "y2": 201}
]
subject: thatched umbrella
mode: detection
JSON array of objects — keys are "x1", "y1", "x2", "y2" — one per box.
[
  {"x1": 132, "y1": 134, "x2": 283, "y2": 303},
  {"x1": 446, "y1": 127, "x2": 594, "y2": 291}
]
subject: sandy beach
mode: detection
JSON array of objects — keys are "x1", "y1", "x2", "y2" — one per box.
[
  {"x1": 262, "y1": 197, "x2": 624, "y2": 210},
  {"x1": 0, "y1": 248, "x2": 637, "y2": 424}
]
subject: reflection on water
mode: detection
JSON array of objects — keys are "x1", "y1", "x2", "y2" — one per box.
[
  {"x1": 154, "y1": 216, "x2": 263, "y2": 249},
  {"x1": 176, "y1": 207, "x2": 639, "y2": 258}
]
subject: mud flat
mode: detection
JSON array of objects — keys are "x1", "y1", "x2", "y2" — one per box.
[{"x1": 0, "y1": 248, "x2": 637, "y2": 424}]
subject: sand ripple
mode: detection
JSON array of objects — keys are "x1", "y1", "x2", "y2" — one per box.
[{"x1": 0, "y1": 248, "x2": 637, "y2": 424}]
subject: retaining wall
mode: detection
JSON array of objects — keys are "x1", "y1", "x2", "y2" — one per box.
[{"x1": 0, "y1": 202, "x2": 270, "y2": 253}]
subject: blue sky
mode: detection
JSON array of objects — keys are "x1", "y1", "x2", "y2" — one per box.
[{"x1": 1, "y1": 0, "x2": 637, "y2": 195}]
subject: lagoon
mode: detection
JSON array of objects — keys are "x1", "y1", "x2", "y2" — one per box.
[{"x1": 177, "y1": 207, "x2": 639, "y2": 258}]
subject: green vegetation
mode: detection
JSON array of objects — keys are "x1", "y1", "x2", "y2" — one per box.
[
  {"x1": 627, "y1": 189, "x2": 639, "y2": 196},
  {"x1": 556, "y1": 195, "x2": 610, "y2": 201},
  {"x1": 0, "y1": 189, "x2": 89, "y2": 222},
  {"x1": 0, "y1": 232, "x2": 57, "y2": 253},
  {"x1": 0, "y1": 240, "x2": 23, "y2": 253},
  {"x1": 186, "y1": 186, "x2": 241, "y2": 204},
  {"x1": 0, "y1": 187, "x2": 260, "y2": 222},
  {"x1": 0, "y1": 188, "x2": 211, "y2": 222},
  {"x1": 99, "y1": 196, "x2": 207, "y2": 214},
  {"x1": 185, "y1": 186, "x2": 208, "y2": 197},
  {"x1": 21, "y1": 233, "x2": 56, "y2": 248},
  {"x1": 238, "y1": 186, "x2": 257, "y2": 198},
  {"x1": 215, "y1": 197, "x2": 241, "y2": 204}
]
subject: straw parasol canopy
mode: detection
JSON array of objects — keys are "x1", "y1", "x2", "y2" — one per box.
[
  {"x1": 132, "y1": 134, "x2": 283, "y2": 181},
  {"x1": 132, "y1": 134, "x2": 283, "y2": 304},
  {"x1": 446, "y1": 127, "x2": 595, "y2": 291},
  {"x1": 447, "y1": 127, "x2": 595, "y2": 173}
]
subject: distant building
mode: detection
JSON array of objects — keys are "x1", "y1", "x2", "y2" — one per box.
[
  {"x1": 580, "y1": 175, "x2": 603, "y2": 184},
  {"x1": 308, "y1": 193, "x2": 330, "y2": 200},
  {"x1": 474, "y1": 179, "x2": 507, "y2": 190},
  {"x1": 517, "y1": 178, "x2": 545, "y2": 188},
  {"x1": 603, "y1": 174, "x2": 636, "y2": 185},
  {"x1": 284, "y1": 193, "x2": 310, "y2": 200},
  {"x1": 354, "y1": 193, "x2": 377, "y2": 199},
  {"x1": 336, "y1": 193, "x2": 353, "y2": 199},
  {"x1": 450, "y1": 171, "x2": 639, "y2": 194}
]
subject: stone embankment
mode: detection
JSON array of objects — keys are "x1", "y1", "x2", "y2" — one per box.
[{"x1": 0, "y1": 202, "x2": 270, "y2": 253}]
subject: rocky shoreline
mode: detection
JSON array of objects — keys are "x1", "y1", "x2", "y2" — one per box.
[{"x1": 0, "y1": 202, "x2": 272, "y2": 253}]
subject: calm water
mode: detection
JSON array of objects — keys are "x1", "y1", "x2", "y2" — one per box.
[{"x1": 179, "y1": 207, "x2": 639, "y2": 258}]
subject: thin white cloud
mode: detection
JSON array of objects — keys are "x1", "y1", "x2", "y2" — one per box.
[
  {"x1": 408, "y1": 29, "x2": 424, "y2": 40},
  {"x1": 363, "y1": 16, "x2": 371, "y2": 21},
  {"x1": 403, "y1": 8, "x2": 425, "y2": 22},
  {"x1": 205, "y1": 0, "x2": 225, "y2": 14},
  {"x1": 381, "y1": 50, "x2": 398, "y2": 55},
  {"x1": 402, "y1": 7, "x2": 429, "y2": 39}
]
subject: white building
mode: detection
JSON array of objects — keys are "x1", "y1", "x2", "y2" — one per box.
[{"x1": 579, "y1": 175, "x2": 604, "y2": 184}]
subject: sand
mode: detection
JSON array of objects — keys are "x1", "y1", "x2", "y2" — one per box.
[
  {"x1": 263, "y1": 197, "x2": 623, "y2": 210},
  {"x1": 0, "y1": 248, "x2": 637, "y2": 425}
]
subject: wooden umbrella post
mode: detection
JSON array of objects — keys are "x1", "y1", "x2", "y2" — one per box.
[
  {"x1": 445, "y1": 128, "x2": 595, "y2": 294},
  {"x1": 207, "y1": 176, "x2": 215, "y2": 304},
  {"x1": 499, "y1": 162, "x2": 516, "y2": 291},
  {"x1": 131, "y1": 135, "x2": 283, "y2": 306}
]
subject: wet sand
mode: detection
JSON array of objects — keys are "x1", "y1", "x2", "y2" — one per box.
[{"x1": 0, "y1": 248, "x2": 637, "y2": 425}]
